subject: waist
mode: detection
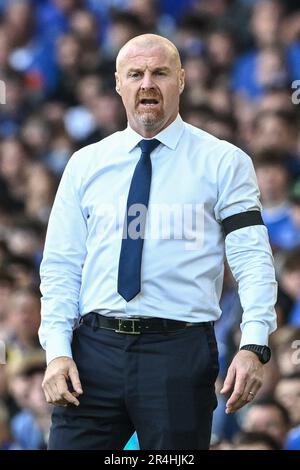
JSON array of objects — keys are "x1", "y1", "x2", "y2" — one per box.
[{"x1": 80, "y1": 312, "x2": 214, "y2": 334}]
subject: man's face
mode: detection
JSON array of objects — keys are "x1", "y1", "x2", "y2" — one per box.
[
  {"x1": 281, "y1": 269, "x2": 300, "y2": 300},
  {"x1": 255, "y1": 164, "x2": 288, "y2": 202},
  {"x1": 243, "y1": 405, "x2": 287, "y2": 445},
  {"x1": 115, "y1": 45, "x2": 185, "y2": 137},
  {"x1": 276, "y1": 379, "x2": 300, "y2": 425},
  {"x1": 9, "y1": 293, "x2": 41, "y2": 338},
  {"x1": 254, "y1": 116, "x2": 293, "y2": 153}
]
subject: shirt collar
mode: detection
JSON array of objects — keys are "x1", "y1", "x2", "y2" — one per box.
[{"x1": 123, "y1": 114, "x2": 185, "y2": 153}]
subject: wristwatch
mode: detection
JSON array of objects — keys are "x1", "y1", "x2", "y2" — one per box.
[{"x1": 240, "y1": 344, "x2": 271, "y2": 364}]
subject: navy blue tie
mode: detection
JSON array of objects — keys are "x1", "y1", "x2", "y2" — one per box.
[{"x1": 117, "y1": 139, "x2": 161, "y2": 301}]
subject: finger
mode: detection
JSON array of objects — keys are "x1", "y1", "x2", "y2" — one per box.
[
  {"x1": 43, "y1": 386, "x2": 52, "y2": 405},
  {"x1": 56, "y1": 375, "x2": 70, "y2": 399},
  {"x1": 55, "y1": 376, "x2": 79, "y2": 405},
  {"x1": 227, "y1": 379, "x2": 256, "y2": 413},
  {"x1": 227, "y1": 397, "x2": 249, "y2": 414},
  {"x1": 43, "y1": 383, "x2": 56, "y2": 404},
  {"x1": 49, "y1": 374, "x2": 79, "y2": 406},
  {"x1": 52, "y1": 399, "x2": 68, "y2": 407},
  {"x1": 69, "y1": 366, "x2": 83, "y2": 395},
  {"x1": 61, "y1": 390, "x2": 80, "y2": 406},
  {"x1": 45, "y1": 375, "x2": 77, "y2": 406},
  {"x1": 226, "y1": 373, "x2": 247, "y2": 411},
  {"x1": 246, "y1": 393, "x2": 255, "y2": 404},
  {"x1": 50, "y1": 377, "x2": 70, "y2": 405},
  {"x1": 246, "y1": 380, "x2": 262, "y2": 402},
  {"x1": 54, "y1": 374, "x2": 79, "y2": 405},
  {"x1": 47, "y1": 379, "x2": 63, "y2": 403},
  {"x1": 229, "y1": 379, "x2": 261, "y2": 413},
  {"x1": 226, "y1": 372, "x2": 263, "y2": 413},
  {"x1": 45, "y1": 394, "x2": 68, "y2": 407},
  {"x1": 220, "y1": 367, "x2": 235, "y2": 394},
  {"x1": 55, "y1": 388, "x2": 80, "y2": 405},
  {"x1": 241, "y1": 378, "x2": 256, "y2": 404}
]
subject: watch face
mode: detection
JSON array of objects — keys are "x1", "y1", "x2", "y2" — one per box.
[{"x1": 262, "y1": 346, "x2": 271, "y2": 364}]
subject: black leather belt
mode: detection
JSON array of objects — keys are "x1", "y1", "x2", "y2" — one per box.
[{"x1": 80, "y1": 312, "x2": 214, "y2": 334}]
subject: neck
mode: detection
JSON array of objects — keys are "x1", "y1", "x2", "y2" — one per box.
[{"x1": 129, "y1": 113, "x2": 178, "y2": 138}]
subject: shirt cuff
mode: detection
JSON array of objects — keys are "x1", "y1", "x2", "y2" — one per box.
[
  {"x1": 45, "y1": 334, "x2": 73, "y2": 365},
  {"x1": 239, "y1": 321, "x2": 270, "y2": 348}
]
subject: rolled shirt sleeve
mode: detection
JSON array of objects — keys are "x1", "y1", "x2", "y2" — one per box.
[
  {"x1": 39, "y1": 152, "x2": 88, "y2": 364},
  {"x1": 214, "y1": 146, "x2": 277, "y2": 347}
]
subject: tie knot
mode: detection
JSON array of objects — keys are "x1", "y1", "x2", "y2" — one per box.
[{"x1": 138, "y1": 139, "x2": 160, "y2": 155}]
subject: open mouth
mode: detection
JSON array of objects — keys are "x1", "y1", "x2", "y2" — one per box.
[{"x1": 139, "y1": 98, "x2": 159, "y2": 105}]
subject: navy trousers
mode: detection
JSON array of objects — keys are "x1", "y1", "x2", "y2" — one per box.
[{"x1": 48, "y1": 319, "x2": 219, "y2": 450}]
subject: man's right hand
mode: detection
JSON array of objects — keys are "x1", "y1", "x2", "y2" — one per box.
[{"x1": 42, "y1": 356, "x2": 83, "y2": 407}]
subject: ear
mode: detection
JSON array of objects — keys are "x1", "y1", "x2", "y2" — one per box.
[
  {"x1": 115, "y1": 72, "x2": 121, "y2": 96},
  {"x1": 179, "y1": 68, "x2": 185, "y2": 95}
]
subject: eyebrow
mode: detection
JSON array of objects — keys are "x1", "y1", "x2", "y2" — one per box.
[{"x1": 126, "y1": 66, "x2": 171, "y2": 74}]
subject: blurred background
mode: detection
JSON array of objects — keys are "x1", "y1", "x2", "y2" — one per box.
[{"x1": 1, "y1": 0, "x2": 300, "y2": 451}]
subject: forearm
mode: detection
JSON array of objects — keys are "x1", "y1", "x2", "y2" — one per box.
[
  {"x1": 39, "y1": 260, "x2": 82, "y2": 364},
  {"x1": 225, "y1": 225, "x2": 277, "y2": 346}
]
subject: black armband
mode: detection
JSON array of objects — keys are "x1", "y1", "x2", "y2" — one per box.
[{"x1": 221, "y1": 210, "x2": 264, "y2": 237}]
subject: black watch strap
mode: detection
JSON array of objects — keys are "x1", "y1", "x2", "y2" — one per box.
[{"x1": 240, "y1": 344, "x2": 271, "y2": 364}]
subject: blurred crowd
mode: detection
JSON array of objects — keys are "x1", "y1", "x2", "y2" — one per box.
[{"x1": 1, "y1": 0, "x2": 300, "y2": 451}]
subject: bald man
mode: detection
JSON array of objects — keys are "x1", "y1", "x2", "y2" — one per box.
[{"x1": 40, "y1": 34, "x2": 277, "y2": 450}]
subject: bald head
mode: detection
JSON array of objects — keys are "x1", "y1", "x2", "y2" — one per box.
[
  {"x1": 114, "y1": 33, "x2": 185, "y2": 138},
  {"x1": 116, "y1": 34, "x2": 181, "y2": 72}
]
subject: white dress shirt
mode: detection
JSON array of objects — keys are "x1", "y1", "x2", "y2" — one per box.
[{"x1": 39, "y1": 115, "x2": 277, "y2": 364}]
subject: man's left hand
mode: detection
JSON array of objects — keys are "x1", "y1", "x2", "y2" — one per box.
[{"x1": 220, "y1": 350, "x2": 264, "y2": 414}]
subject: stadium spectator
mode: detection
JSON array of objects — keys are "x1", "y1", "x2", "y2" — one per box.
[
  {"x1": 280, "y1": 248, "x2": 300, "y2": 325},
  {"x1": 254, "y1": 151, "x2": 300, "y2": 250},
  {"x1": 271, "y1": 326, "x2": 300, "y2": 375},
  {"x1": 232, "y1": 431, "x2": 281, "y2": 450},
  {"x1": 0, "y1": 401, "x2": 20, "y2": 450},
  {"x1": 7, "y1": 351, "x2": 51, "y2": 449},
  {"x1": 275, "y1": 373, "x2": 300, "y2": 426},
  {"x1": 240, "y1": 398, "x2": 290, "y2": 447},
  {"x1": 4, "y1": 286, "x2": 42, "y2": 364}
]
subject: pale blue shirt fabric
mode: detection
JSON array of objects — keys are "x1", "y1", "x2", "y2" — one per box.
[{"x1": 39, "y1": 115, "x2": 277, "y2": 364}]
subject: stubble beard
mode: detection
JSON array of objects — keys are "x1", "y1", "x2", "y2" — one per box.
[{"x1": 135, "y1": 108, "x2": 165, "y2": 131}]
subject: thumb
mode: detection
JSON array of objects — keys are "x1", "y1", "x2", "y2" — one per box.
[
  {"x1": 69, "y1": 364, "x2": 83, "y2": 395},
  {"x1": 220, "y1": 367, "x2": 235, "y2": 394}
]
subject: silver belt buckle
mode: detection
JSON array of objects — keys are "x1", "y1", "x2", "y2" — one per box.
[{"x1": 115, "y1": 318, "x2": 141, "y2": 334}]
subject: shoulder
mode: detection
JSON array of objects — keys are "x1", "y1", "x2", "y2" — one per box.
[
  {"x1": 183, "y1": 120, "x2": 251, "y2": 165},
  {"x1": 63, "y1": 131, "x2": 125, "y2": 181},
  {"x1": 58, "y1": 131, "x2": 124, "y2": 191},
  {"x1": 71, "y1": 131, "x2": 123, "y2": 164}
]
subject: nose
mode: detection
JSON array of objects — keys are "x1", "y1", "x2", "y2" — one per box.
[{"x1": 140, "y1": 70, "x2": 155, "y2": 90}]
